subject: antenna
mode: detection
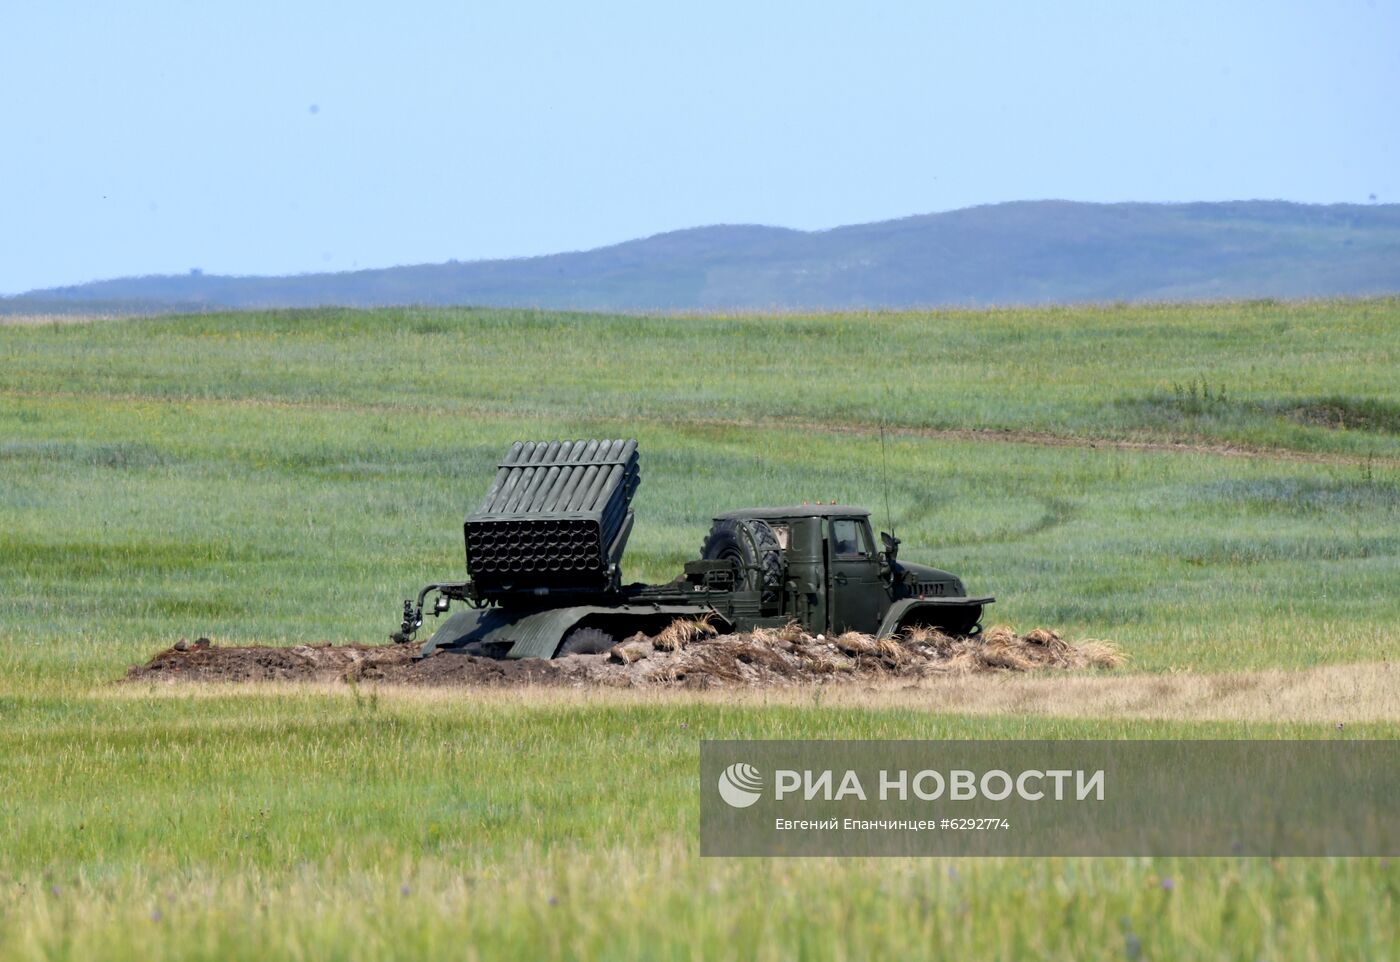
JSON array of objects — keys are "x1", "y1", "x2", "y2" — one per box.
[{"x1": 879, "y1": 420, "x2": 893, "y2": 538}]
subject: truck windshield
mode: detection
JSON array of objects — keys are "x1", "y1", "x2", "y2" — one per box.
[{"x1": 831, "y1": 518, "x2": 871, "y2": 557}]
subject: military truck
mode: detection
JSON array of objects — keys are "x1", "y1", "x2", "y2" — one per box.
[{"x1": 393, "y1": 438, "x2": 992, "y2": 659}]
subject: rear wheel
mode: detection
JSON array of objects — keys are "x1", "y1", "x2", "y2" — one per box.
[
  {"x1": 700, "y1": 518, "x2": 783, "y2": 604},
  {"x1": 557, "y1": 626, "x2": 616, "y2": 656}
]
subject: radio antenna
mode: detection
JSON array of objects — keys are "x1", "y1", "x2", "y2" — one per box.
[{"x1": 879, "y1": 420, "x2": 894, "y2": 538}]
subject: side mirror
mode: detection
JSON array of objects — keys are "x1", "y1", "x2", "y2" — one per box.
[{"x1": 880, "y1": 531, "x2": 900, "y2": 563}]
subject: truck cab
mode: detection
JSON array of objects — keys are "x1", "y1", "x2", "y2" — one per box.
[{"x1": 703, "y1": 505, "x2": 988, "y2": 638}]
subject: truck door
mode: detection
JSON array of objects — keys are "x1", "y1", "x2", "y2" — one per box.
[
  {"x1": 786, "y1": 517, "x2": 826, "y2": 635},
  {"x1": 827, "y1": 517, "x2": 885, "y2": 634}
]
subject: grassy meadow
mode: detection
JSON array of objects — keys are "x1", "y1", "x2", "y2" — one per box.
[{"x1": 1, "y1": 299, "x2": 1398, "y2": 959}]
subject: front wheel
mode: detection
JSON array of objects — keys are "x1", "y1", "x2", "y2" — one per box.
[{"x1": 901, "y1": 606, "x2": 983, "y2": 637}]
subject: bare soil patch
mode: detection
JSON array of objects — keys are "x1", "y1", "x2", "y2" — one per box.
[{"x1": 123, "y1": 624, "x2": 1121, "y2": 689}]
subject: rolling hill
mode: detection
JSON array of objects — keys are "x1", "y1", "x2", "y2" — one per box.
[{"x1": 6, "y1": 200, "x2": 1399, "y2": 314}]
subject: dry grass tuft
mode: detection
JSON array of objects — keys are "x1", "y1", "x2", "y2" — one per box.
[
  {"x1": 608, "y1": 639, "x2": 653, "y2": 665},
  {"x1": 977, "y1": 627, "x2": 1039, "y2": 671},
  {"x1": 832, "y1": 631, "x2": 878, "y2": 655},
  {"x1": 652, "y1": 615, "x2": 719, "y2": 651},
  {"x1": 1074, "y1": 640, "x2": 1125, "y2": 669},
  {"x1": 749, "y1": 622, "x2": 807, "y2": 648},
  {"x1": 900, "y1": 625, "x2": 949, "y2": 645},
  {"x1": 829, "y1": 632, "x2": 910, "y2": 665}
]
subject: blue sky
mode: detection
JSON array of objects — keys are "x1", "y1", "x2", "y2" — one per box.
[{"x1": 1, "y1": 0, "x2": 1396, "y2": 293}]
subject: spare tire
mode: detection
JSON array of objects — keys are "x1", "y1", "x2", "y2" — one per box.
[{"x1": 700, "y1": 518, "x2": 783, "y2": 604}]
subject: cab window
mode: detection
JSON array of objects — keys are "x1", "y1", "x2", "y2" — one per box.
[{"x1": 831, "y1": 518, "x2": 871, "y2": 557}]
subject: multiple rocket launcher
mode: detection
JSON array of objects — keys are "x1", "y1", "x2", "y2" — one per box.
[{"x1": 464, "y1": 439, "x2": 641, "y2": 595}]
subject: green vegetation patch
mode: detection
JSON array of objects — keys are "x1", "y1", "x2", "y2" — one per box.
[{"x1": 1, "y1": 300, "x2": 1397, "y2": 959}]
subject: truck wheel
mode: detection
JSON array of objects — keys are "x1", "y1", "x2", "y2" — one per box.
[
  {"x1": 901, "y1": 606, "x2": 983, "y2": 637},
  {"x1": 700, "y1": 518, "x2": 783, "y2": 604},
  {"x1": 557, "y1": 627, "x2": 617, "y2": 657},
  {"x1": 939, "y1": 609, "x2": 983, "y2": 637}
]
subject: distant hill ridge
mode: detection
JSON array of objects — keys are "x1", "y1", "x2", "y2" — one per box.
[{"x1": 6, "y1": 200, "x2": 1399, "y2": 314}]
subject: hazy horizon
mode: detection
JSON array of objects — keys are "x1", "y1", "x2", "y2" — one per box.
[
  {"x1": 11, "y1": 200, "x2": 1397, "y2": 312},
  {"x1": 10, "y1": 196, "x2": 1390, "y2": 293}
]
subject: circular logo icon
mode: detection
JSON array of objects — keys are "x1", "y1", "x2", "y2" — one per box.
[{"x1": 718, "y1": 762, "x2": 763, "y2": 808}]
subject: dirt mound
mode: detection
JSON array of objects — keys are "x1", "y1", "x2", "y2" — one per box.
[
  {"x1": 127, "y1": 637, "x2": 421, "y2": 684},
  {"x1": 124, "y1": 623, "x2": 1120, "y2": 689}
]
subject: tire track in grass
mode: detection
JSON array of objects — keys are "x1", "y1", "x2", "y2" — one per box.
[{"x1": 3, "y1": 387, "x2": 1398, "y2": 468}]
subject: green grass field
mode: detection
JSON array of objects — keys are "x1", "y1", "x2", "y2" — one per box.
[{"x1": 2, "y1": 299, "x2": 1398, "y2": 959}]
